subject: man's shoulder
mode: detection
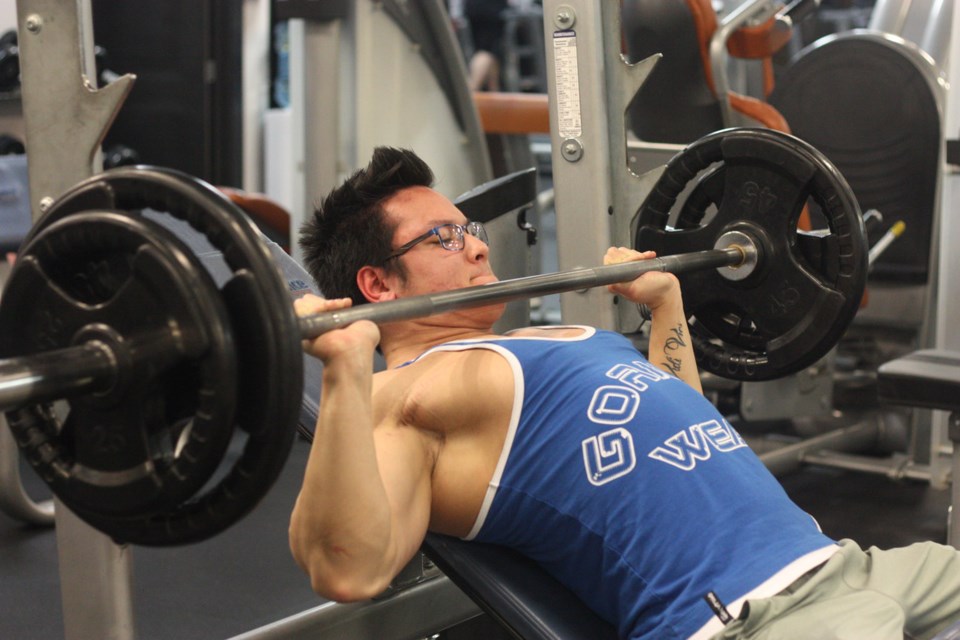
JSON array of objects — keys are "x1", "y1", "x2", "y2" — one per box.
[{"x1": 373, "y1": 346, "x2": 515, "y2": 431}]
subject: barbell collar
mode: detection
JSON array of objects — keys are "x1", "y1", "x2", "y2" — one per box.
[
  {"x1": 298, "y1": 247, "x2": 744, "y2": 338},
  {"x1": 714, "y1": 230, "x2": 759, "y2": 281}
]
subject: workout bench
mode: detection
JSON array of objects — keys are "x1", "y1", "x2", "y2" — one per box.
[
  {"x1": 878, "y1": 350, "x2": 960, "y2": 549},
  {"x1": 423, "y1": 534, "x2": 618, "y2": 639}
]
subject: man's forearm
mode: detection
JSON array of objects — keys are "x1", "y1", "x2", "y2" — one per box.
[
  {"x1": 289, "y1": 356, "x2": 397, "y2": 599},
  {"x1": 647, "y1": 297, "x2": 703, "y2": 393}
]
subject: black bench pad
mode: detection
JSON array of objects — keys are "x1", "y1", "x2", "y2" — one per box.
[
  {"x1": 877, "y1": 350, "x2": 960, "y2": 413},
  {"x1": 423, "y1": 533, "x2": 618, "y2": 640}
]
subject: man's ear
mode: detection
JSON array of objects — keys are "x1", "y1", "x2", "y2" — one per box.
[{"x1": 357, "y1": 265, "x2": 398, "y2": 303}]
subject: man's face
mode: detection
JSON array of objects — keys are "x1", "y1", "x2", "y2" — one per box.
[{"x1": 381, "y1": 186, "x2": 498, "y2": 299}]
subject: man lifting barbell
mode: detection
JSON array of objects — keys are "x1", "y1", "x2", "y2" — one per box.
[
  {"x1": 290, "y1": 145, "x2": 960, "y2": 640},
  {"x1": 0, "y1": 128, "x2": 856, "y2": 548}
]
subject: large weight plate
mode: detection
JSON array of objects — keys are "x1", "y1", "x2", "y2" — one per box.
[
  {"x1": 1, "y1": 213, "x2": 237, "y2": 517},
  {"x1": 635, "y1": 128, "x2": 868, "y2": 381},
  {"x1": 11, "y1": 166, "x2": 304, "y2": 546}
]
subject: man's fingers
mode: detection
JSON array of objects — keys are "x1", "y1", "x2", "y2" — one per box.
[
  {"x1": 294, "y1": 294, "x2": 353, "y2": 317},
  {"x1": 604, "y1": 247, "x2": 657, "y2": 265}
]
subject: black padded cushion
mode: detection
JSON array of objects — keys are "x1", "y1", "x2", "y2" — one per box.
[
  {"x1": 454, "y1": 167, "x2": 537, "y2": 223},
  {"x1": 769, "y1": 33, "x2": 940, "y2": 284},
  {"x1": 423, "y1": 534, "x2": 618, "y2": 640},
  {"x1": 877, "y1": 350, "x2": 960, "y2": 413}
]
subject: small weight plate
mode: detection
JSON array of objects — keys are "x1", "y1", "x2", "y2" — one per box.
[{"x1": 635, "y1": 128, "x2": 868, "y2": 381}]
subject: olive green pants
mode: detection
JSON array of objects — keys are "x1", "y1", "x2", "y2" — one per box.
[{"x1": 711, "y1": 539, "x2": 960, "y2": 640}]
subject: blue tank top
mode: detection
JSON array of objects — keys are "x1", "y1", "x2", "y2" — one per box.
[{"x1": 412, "y1": 327, "x2": 837, "y2": 639}]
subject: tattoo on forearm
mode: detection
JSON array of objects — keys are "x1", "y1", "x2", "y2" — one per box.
[
  {"x1": 664, "y1": 324, "x2": 687, "y2": 351},
  {"x1": 660, "y1": 324, "x2": 687, "y2": 375},
  {"x1": 662, "y1": 354, "x2": 683, "y2": 375}
]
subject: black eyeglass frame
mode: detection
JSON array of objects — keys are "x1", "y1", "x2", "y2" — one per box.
[{"x1": 383, "y1": 221, "x2": 488, "y2": 262}]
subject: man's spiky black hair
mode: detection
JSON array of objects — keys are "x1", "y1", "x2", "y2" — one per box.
[{"x1": 299, "y1": 147, "x2": 435, "y2": 306}]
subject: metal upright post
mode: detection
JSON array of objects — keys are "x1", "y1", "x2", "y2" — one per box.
[
  {"x1": 15, "y1": 1, "x2": 136, "y2": 638},
  {"x1": 16, "y1": 0, "x2": 133, "y2": 219},
  {"x1": 935, "y1": 0, "x2": 960, "y2": 542},
  {"x1": 271, "y1": 2, "x2": 370, "y2": 261},
  {"x1": 54, "y1": 499, "x2": 136, "y2": 639},
  {"x1": 541, "y1": 0, "x2": 661, "y2": 330},
  {"x1": 283, "y1": 2, "x2": 345, "y2": 265}
]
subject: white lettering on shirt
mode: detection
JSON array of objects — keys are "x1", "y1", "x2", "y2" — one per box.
[
  {"x1": 648, "y1": 419, "x2": 747, "y2": 471},
  {"x1": 582, "y1": 428, "x2": 637, "y2": 486}
]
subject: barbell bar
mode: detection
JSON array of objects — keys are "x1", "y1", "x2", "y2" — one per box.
[
  {"x1": 0, "y1": 244, "x2": 751, "y2": 414},
  {"x1": 298, "y1": 245, "x2": 750, "y2": 337},
  {"x1": 0, "y1": 342, "x2": 115, "y2": 409}
]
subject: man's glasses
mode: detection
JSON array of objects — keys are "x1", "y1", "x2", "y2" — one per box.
[{"x1": 384, "y1": 221, "x2": 488, "y2": 261}]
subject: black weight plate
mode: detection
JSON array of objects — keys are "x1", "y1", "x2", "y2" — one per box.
[
  {"x1": 0, "y1": 213, "x2": 237, "y2": 516},
  {"x1": 635, "y1": 128, "x2": 868, "y2": 381},
  {"x1": 675, "y1": 164, "x2": 724, "y2": 230},
  {"x1": 14, "y1": 166, "x2": 304, "y2": 546}
]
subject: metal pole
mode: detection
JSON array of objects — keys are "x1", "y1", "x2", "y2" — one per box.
[
  {"x1": 16, "y1": 0, "x2": 134, "y2": 221},
  {"x1": 758, "y1": 420, "x2": 879, "y2": 477},
  {"x1": 54, "y1": 498, "x2": 136, "y2": 640},
  {"x1": 229, "y1": 574, "x2": 481, "y2": 640},
  {"x1": 297, "y1": 248, "x2": 743, "y2": 337},
  {"x1": 14, "y1": 0, "x2": 137, "y2": 637},
  {"x1": 0, "y1": 342, "x2": 114, "y2": 409},
  {"x1": 0, "y1": 412, "x2": 54, "y2": 524}
]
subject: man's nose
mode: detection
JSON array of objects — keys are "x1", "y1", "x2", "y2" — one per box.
[{"x1": 464, "y1": 232, "x2": 488, "y2": 261}]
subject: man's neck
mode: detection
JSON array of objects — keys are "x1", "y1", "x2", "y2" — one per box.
[{"x1": 379, "y1": 319, "x2": 498, "y2": 368}]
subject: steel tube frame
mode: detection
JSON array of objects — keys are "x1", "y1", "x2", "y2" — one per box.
[
  {"x1": 757, "y1": 420, "x2": 880, "y2": 477},
  {"x1": 708, "y1": 0, "x2": 779, "y2": 127},
  {"x1": 0, "y1": 259, "x2": 54, "y2": 525},
  {"x1": 13, "y1": 0, "x2": 138, "y2": 638},
  {"x1": 800, "y1": 451, "x2": 932, "y2": 482},
  {"x1": 230, "y1": 574, "x2": 481, "y2": 640},
  {"x1": 0, "y1": 413, "x2": 54, "y2": 524}
]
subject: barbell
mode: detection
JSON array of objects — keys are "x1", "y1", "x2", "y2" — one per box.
[{"x1": 0, "y1": 128, "x2": 867, "y2": 546}]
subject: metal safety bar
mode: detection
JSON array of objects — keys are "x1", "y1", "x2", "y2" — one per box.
[
  {"x1": 0, "y1": 413, "x2": 54, "y2": 524},
  {"x1": 230, "y1": 574, "x2": 481, "y2": 640},
  {"x1": 0, "y1": 258, "x2": 54, "y2": 525}
]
